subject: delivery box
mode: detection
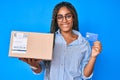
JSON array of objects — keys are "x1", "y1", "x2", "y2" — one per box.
[{"x1": 9, "y1": 31, "x2": 54, "y2": 60}]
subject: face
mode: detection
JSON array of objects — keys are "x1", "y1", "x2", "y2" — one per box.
[{"x1": 57, "y1": 7, "x2": 73, "y2": 32}]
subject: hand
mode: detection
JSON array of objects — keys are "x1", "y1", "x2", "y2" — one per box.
[
  {"x1": 91, "y1": 41, "x2": 102, "y2": 58},
  {"x1": 19, "y1": 58, "x2": 42, "y2": 68}
]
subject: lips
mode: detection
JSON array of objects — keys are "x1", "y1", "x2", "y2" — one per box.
[
  {"x1": 62, "y1": 24, "x2": 68, "y2": 27},
  {"x1": 61, "y1": 23, "x2": 69, "y2": 26}
]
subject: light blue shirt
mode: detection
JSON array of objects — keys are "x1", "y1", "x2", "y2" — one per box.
[{"x1": 42, "y1": 30, "x2": 93, "y2": 80}]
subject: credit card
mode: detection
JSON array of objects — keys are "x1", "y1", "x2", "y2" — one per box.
[{"x1": 86, "y1": 32, "x2": 98, "y2": 42}]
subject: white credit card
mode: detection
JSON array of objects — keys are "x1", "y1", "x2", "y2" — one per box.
[{"x1": 86, "y1": 32, "x2": 98, "y2": 42}]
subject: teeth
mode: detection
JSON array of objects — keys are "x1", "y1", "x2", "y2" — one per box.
[{"x1": 63, "y1": 24, "x2": 68, "y2": 26}]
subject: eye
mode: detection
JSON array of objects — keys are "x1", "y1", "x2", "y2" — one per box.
[
  {"x1": 57, "y1": 15, "x2": 63, "y2": 20},
  {"x1": 66, "y1": 14, "x2": 72, "y2": 19}
]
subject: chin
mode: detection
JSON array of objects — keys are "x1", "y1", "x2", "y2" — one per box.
[{"x1": 61, "y1": 28, "x2": 72, "y2": 32}]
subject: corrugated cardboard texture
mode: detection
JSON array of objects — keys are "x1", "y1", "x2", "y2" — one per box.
[{"x1": 9, "y1": 31, "x2": 54, "y2": 60}]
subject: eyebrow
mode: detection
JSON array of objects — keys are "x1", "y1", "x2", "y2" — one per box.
[{"x1": 57, "y1": 13, "x2": 72, "y2": 16}]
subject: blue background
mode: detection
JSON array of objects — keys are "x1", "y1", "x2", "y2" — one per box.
[{"x1": 0, "y1": 0, "x2": 120, "y2": 80}]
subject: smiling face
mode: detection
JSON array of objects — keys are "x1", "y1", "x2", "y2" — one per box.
[{"x1": 57, "y1": 6, "x2": 74, "y2": 33}]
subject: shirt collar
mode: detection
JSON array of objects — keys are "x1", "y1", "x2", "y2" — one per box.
[{"x1": 55, "y1": 29, "x2": 83, "y2": 45}]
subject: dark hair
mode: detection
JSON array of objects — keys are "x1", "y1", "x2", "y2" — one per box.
[
  {"x1": 44, "y1": 2, "x2": 79, "y2": 64},
  {"x1": 50, "y1": 1, "x2": 79, "y2": 33}
]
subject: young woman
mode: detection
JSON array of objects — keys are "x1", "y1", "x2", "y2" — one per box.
[{"x1": 20, "y1": 2, "x2": 102, "y2": 80}]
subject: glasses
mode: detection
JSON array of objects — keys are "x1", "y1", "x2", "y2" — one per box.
[{"x1": 57, "y1": 13, "x2": 73, "y2": 22}]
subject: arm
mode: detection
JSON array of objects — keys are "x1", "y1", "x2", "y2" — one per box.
[
  {"x1": 84, "y1": 41, "x2": 102, "y2": 77},
  {"x1": 83, "y1": 56, "x2": 96, "y2": 77}
]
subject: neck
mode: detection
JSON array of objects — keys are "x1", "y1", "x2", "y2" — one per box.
[
  {"x1": 60, "y1": 30, "x2": 73, "y2": 37},
  {"x1": 60, "y1": 30, "x2": 78, "y2": 45}
]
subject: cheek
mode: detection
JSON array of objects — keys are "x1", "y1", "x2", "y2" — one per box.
[
  {"x1": 71, "y1": 21, "x2": 73, "y2": 26},
  {"x1": 69, "y1": 21, "x2": 73, "y2": 27},
  {"x1": 57, "y1": 22, "x2": 61, "y2": 27}
]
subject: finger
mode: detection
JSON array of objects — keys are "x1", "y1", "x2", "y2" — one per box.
[
  {"x1": 94, "y1": 41, "x2": 101, "y2": 45},
  {"x1": 34, "y1": 59, "x2": 42, "y2": 63},
  {"x1": 94, "y1": 40, "x2": 100, "y2": 43},
  {"x1": 94, "y1": 41, "x2": 101, "y2": 46},
  {"x1": 36, "y1": 59, "x2": 42, "y2": 63},
  {"x1": 92, "y1": 46, "x2": 101, "y2": 52},
  {"x1": 31, "y1": 59, "x2": 36, "y2": 63},
  {"x1": 93, "y1": 42, "x2": 102, "y2": 49},
  {"x1": 93, "y1": 45, "x2": 102, "y2": 49},
  {"x1": 28, "y1": 58, "x2": 32, "y2": 64},
  {"x1": 94, "y1": 43, "x2": 101, "y2": 47},
  {"x1": 30, "y1": 59, "x2": 41, "y2": 67},
  {"x1": 19, "y1": 58, "x2": 28, "y2": 63}
]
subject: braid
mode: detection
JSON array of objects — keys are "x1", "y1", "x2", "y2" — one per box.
[
  {"x1": 47, "y1": 1, "x2": 79, "y2": 67},
  {"x1": 50, "y1": 1, "x2": 79, "y2": 33}
]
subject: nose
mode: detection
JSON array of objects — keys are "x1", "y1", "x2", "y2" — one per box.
[{"x1": 62, "y1": 16, "x2": 67, "y2": 22}]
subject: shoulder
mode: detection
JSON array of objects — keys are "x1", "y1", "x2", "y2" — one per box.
[
  {"x1": 73, "y1": 30, "x2": 90, "y2": 48},
  {"x1": 73, "y1": 30, "x2": 87, "y2": 43}
]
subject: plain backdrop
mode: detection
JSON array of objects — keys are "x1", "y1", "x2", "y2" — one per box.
[{"x1": 0, "y1": 0, "x2": 120, "y2": 80}]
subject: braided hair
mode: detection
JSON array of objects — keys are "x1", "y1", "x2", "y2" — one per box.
[
  {"x1": 50, "y1": 1, "x2": 79, "y2": 33},
  {"x1": 44, "y1": 1, "x2": 79, "y2": 67}
]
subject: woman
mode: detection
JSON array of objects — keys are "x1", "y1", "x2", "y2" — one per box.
[{"x1": 20, "y1": 1, "x2": 102, "y2": 80}]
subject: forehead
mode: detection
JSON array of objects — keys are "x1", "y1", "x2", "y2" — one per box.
[{"x1": 57, "y1": 6, "x2": 71, "y2": 15}]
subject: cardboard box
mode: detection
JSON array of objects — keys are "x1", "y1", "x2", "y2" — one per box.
[{"x1": 9, "y1": 31, "x2": 54, "y2": 60}]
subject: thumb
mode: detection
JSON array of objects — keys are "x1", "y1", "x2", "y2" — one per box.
[{"x1": 36, "y1": 59, "x2": 42, "y2": 63}]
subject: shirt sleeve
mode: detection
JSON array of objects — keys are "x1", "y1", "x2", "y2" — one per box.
[{"x1": 81, "y1": 42, "x2": 93, "y2": 79}]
